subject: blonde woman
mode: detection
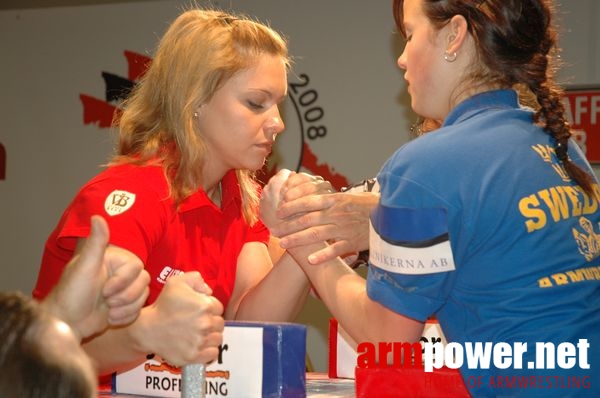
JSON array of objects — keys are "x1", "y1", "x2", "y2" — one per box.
[{"x1": 34, "y1": 8, "x2": 320, "y2": 379}]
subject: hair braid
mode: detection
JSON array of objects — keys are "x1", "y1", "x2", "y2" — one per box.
[{"x1": 526, "y1": 41, "x2": 597, "y2": 200}]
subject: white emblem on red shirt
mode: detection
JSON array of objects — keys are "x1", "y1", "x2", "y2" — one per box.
[
  {"x1": 157, "y1": 266, "x2": 184, "y2": 284},
  {"x1": 104, "y1": 190, "x2": 136, "y2": 216}
]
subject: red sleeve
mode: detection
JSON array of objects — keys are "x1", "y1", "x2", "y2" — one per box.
[
  {"x1": 59, "y1": 177, "x2": 169, "y2": 262},
  {"x1": 247, "y1": 218, "x2": 270, "y2": 245},
  {"x1": 33, "y1": 166, "x2": 170, "y2": 299}
]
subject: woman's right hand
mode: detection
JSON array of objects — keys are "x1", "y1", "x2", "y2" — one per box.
[
  {"x1": 274, "y1": 191, "x2": 378, "y2": 265},
  {"x1": 135, "y1": 272, "x2": 225, "y2": 366},
  {"x1": 259, "y1": 168, "x2": 293, "y2": 229}
]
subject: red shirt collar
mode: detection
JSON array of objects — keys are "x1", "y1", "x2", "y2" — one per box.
[{"x1": 178, "y1": 170, "x2": 241, "y2": 213}]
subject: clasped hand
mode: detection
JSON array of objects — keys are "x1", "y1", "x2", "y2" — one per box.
[{"x1": 260, "y1": 170, "x2": 375, "y2": 264}]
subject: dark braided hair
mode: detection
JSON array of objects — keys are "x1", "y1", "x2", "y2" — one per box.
[{"x1": 393, "y1": 0, "x2": 597, "y2": 199}]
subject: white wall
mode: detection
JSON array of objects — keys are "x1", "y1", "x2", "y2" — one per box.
[{"x1": 1, "y1": 0, "x2": 598, "y2": 372}]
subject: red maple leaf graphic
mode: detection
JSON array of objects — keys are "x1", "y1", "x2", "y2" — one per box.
[
  {"x1": 80, "y1": 50, "x2": 150, "y2": 127},
  {"x1": 300, "y1": 142, "x2": 349, "y2": 191},
  {"x1": 124, "y1": 50, "x2": 152, "y2": 81},
  {"x1": 80, "y1": 94, "x2": 121, "y2": 128}
]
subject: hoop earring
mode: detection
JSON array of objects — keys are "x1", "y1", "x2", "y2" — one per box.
[{"x1": 444, "y1": 51, "x2": 457, "y2": 62}]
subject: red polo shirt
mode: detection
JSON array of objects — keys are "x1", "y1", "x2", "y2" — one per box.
[{"x1": 33, "y1": 163, "x2": 269, "y2": 308}]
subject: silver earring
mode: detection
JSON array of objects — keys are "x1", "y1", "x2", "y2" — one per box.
[
  {"x1": 444, "y1": 51, "x2": 457, "y2": 62},
  {"x1": 193, "y1": 112, "x2": 199, "y2": 118}
]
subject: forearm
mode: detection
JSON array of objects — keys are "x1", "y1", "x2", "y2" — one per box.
[
  {"x1": 41, "y1": 295, "x2": 75, "y2": 333},
  {"x1": 346, "y1": 192, "x2": 379, "y2": 253},
  {"x1": 288, "y1": 242, "x2": 423, "y2": 345},
  {"x1": 41, "y1": 284, "x2": 106, "y2": 341},
  {"x1": 82, "y1": 307, "x2": 152, "y2": 375},
  {"x1": 235, "y1": 252, "x2": 311, "y2": 322},
  {"x1": 286, "y1": 243, "x2": 374, "y2": 343}
]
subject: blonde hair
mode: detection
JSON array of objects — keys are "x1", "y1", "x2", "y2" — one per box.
[{"x1": 112, "y1": 8, "x2": 289, "y2": 224}]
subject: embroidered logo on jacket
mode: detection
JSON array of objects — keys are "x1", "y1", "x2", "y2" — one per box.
[{"x1": 104, "y1": 190, "x2": 136, "y2": 216}]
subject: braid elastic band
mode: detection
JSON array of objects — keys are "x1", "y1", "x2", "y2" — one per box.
[{"x1": 555, "y1": 139, "x2": 568, "y2": 162}]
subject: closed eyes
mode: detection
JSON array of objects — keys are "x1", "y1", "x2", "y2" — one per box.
[{"x1": 247, "y1": 100, "x2": 264, "y2": 110}]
